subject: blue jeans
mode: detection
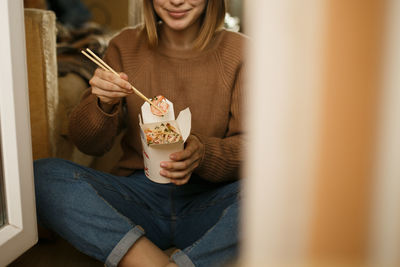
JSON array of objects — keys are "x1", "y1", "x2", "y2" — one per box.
[{"x1": 34, "y1": 158, "x2": 239, "y2": 267}]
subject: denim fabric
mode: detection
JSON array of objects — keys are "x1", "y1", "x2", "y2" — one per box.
[
  {"x1": 173, "y1": 201, "x2": 239, "y2": 267},
  {"x1": 34, "y1": 158, "x2": 239, "y2": 267}
]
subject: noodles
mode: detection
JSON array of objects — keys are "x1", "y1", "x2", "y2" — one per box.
[{"x1": 144, "y1": 123, "x2": 182, "y2": 145}]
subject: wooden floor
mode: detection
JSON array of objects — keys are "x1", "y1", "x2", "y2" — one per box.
[{"x1": 9, "y1": 237, "x2": 103, "y2": 267}]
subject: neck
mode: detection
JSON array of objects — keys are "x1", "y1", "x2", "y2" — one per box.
[{"x1": 160, "y1": 21, "x2": 201, "y2": 50}]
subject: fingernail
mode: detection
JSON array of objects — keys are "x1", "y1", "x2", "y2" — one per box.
[
  {"x1": 160, "y1": 162, "x2": 167, "y2": 167},
  {"x1": 160, "y1": 170, "x2": 167, "y2": 176},
  {"x1": 170, "y1": 155, "x2": 176, "y2": 160}
]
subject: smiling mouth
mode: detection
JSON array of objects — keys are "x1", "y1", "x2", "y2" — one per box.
[{"x1": 167, "y1": 9, "x2": 190, "y2": 19}]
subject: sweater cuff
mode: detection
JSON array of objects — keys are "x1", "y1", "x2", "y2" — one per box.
[
  {"x1": 73, "y1": 94, "x2": 122, "y2": 137},
  {"x1": 68, "y1": 94, "x2": 122, "y2": 156},
  {"x1": 192, "y1": 132, "x2": 242, "y2": 183},
  {"x1": 191, "y1": 131, "x2": 206, "y2": 167},
  {"x1": 95, "y1": 97, "x2": 122, "y2": 118},
  {"x1": 191, "y1": 131, "x2": 217, "y2": 181},
  {"x1": 191, "y1": 131, "x2": 239, "y2": 183}
]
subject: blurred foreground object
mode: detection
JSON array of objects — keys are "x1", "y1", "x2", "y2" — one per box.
[{"x1": 242, "y1": 0, "x2": 400, "y2": 266}]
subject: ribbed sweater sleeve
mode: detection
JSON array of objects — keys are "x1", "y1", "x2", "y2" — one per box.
[
  {"x1": 68, "y1": 40, "x2": 124, "y2": 156},
  {"x1": 193, "y1": 62, "x2": 244, "y2": 183}
]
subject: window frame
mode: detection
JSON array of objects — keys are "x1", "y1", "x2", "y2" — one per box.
[{"x1": 0, "y1": 0, "x2": 38, "y2": 265}]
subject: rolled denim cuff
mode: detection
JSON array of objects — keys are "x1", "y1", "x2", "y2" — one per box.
[
  {"x1": 170, "y1": 249, "x2": 195, "y2": 267},
  {"x1": 105, "y1": 225, "x2": 145, "y2": 267}
]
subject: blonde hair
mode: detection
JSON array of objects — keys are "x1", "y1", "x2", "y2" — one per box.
[{"x1": 142, "y1": 0, "x2": 226, "y2": 50}]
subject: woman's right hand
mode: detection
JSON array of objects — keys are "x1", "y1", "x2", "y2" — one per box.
[{"x1": 89, "y1": 68, "x2": 133, "y2": 111}]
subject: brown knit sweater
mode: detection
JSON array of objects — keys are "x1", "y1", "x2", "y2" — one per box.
[{"x1": 69, "y1": 27, "x2": 246, "y2": 182}]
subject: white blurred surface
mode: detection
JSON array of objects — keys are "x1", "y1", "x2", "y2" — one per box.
[
  {"x1": 369, "y1": 0, "x2": 400, "y2": 265},
  {"x1": 242, "y1": 0, "x2": 325, "y2": 265}
]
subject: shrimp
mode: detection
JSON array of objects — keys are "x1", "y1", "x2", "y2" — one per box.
[{"x1": 150, "y1": 95, "x2": 169, "y2": 116}]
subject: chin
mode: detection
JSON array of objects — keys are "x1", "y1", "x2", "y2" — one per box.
[{"x1": 165, "y1": 21, "x2": 190, "y2": 31}]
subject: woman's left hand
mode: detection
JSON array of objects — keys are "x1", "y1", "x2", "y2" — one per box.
[{"x1": 160, "y1": 135, "x2": 204, "y2": 185}]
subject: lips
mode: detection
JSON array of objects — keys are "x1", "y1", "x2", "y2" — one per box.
[{"x1": 167, "y1": 9, "x2": 190, "y2": 19}]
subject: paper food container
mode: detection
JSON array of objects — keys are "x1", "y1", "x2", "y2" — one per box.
[{"x1": 139, "y1": 99, "x2": 191, "y2": 183}]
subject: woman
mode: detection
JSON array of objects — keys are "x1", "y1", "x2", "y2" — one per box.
[{"x1": 34, "y1": 0, "x2": 246, "y2": 266}]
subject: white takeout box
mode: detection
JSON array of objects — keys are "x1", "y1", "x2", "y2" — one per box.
[{"x1": 139, "y1": 99, "x2": 191, "y2": 183}]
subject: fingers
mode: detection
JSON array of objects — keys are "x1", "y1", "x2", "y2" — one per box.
[
  {"x1": 159, "y1": 135, "x2": 204, "y2": 185},
  {"x1": 90, "y1": 69, "x2": 133, "y2": 105},
  {"x1": 160, "y1": 159, "x2": 200, "y2": 179},
  {"x1": 119, "y1": 72, "x2": 129, "y2": 81},
  {"x1": 160, "y1": 156, "x2": 197, "y2": 171},
  {"x1": 170, "y1": 174, "x2": 191, "y2": 186},
  {"x1": 169, "y1": 136, "x2": 200, "y2": 161},
  {"x1": 90, "y1": 68, "x2": 132, "y2": 92},
  {"x1": 92, "y1": 86, "x2": 130, "y2": 99},
  {"x1": 91, "y1": 79, "x2": 130, "y2": 96},
  {"x1": 169, "y1": 148, "x2": 192, "y2": 161}
]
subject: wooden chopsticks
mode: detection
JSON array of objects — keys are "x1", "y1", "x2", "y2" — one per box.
[{"x1": 81, "y1": 48, "x2": 165, "y2": 115}]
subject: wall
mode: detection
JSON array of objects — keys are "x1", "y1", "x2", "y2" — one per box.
[{"x1": 82, "y1": 0, "x2": 131, "y2": 30}]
